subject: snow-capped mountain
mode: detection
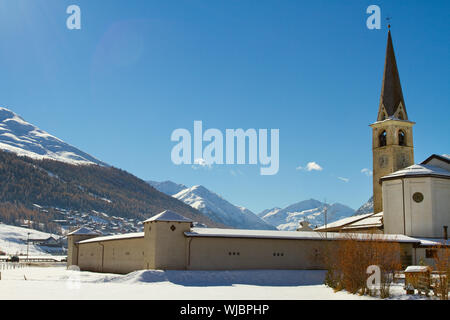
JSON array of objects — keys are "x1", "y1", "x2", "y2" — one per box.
[
  {"x1": 0, "y1": 107, "x2": 104, "y2": 165},
  {"x1": 354, "y1": 196, "x2": 374, "y2": 216},
  {"x1": 0, "y1": 108, "x2": 222, "y2": 229},
  {"x1": 173, "y1": 185, "x2": 276, "y2": 230},
  {"x1": 150, "y1": 182, "x2": 276, "y2": 230},
  {"x1": 147, "y1": 180, "x2": 188, "y2": 196},
  {"x1": 257, "y1": 207, "x2": 281, "y2": 218},
  {"x1": 259, "y1": 199, "x2": 355, "y2": 231}
]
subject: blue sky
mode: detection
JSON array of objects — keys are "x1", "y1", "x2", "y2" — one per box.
[{"x1": 0, "y1": 0, "x2": 449, "y2": 213}]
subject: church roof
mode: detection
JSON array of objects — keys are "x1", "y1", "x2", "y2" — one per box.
[
  {"x1": 144, "y1": 210, "x2": 193, "y2": 223},
  {"x1": 378, "y1": 29, "x2": 407, "y2": 120},
  {"x1": 381, "y1": 163, "x2": 450, "y2": 180},
  {"x1": 421, "y1": 154, "x2": 450, "y2": 165}
]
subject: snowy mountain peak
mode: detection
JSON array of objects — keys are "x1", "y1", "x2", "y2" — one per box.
[
  {"x1": 260, "y1": 199, "x2": 355, "y2": 231},
  {"x1": 184, "y1": 185, "x2": 222, "y2": 198},
  {"x1": 149, "y1": 181, "x2": 276, "y2": 230},
  {"x1": 354, "y1": 196, "x2": 374, "y2": 216},
  {"x1": 0, "y1": 107, "x2": 105, "y2": 166},
  {"x1": 147, "y1": 180, "x2": 187, "y2": 196},
  {"x1": 257, "y1": 207, "x2": 281, "y2": 218},
  {"x1": 172, "y1": 185, "x2": 276, "y2": 230}
]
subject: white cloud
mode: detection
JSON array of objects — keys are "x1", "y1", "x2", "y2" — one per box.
[
  {"x1": 361, "y1": 168, "x2": 373, "y2": 176},
  {"x1": 306, "y1": 162, "x2": 323, "y2": 171},
  {"x1": 443, "y1": 154, "x2": 450, "y2": 159},
  {"x1": 296, "y1": 161, "x2": 323, "y2": 172},
  {"x1": 338, "y1": 177, "x2": 349, "y2": 183}
]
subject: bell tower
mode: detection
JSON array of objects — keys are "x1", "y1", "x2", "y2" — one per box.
[{"x1": 370, "y1": 27, "x2": 415, "y2": 213}]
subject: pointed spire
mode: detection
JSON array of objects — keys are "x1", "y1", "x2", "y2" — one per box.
[{"x1": 378, "y1": 28, "x2": 407, "y2": 121}]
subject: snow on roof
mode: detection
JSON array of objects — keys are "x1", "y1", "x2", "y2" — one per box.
[
  {"x1": 421, "y1": 154, "x2": 450, "y2": 165},
  {"x1": 185, "y1": 228, "x2": 420, "y2": 243},
  {"x1": 78, "y1": 232, "x2": 144, "y2": 244},
  {"x1": 381, "y1": 164, "x2": 450, "y2": 180},
  {"x1": 314, "y1": 212, "x2": 375, "y2": 231},
  {"x1": 342, "y1": 212, "x2": 383, "y2": 230},
  {"x1": 67, "y1": 227, "x2": 99, "y2": 236},
  {"x1": 405, "y1": 266, "x2": 431, "y2": 273},
  {"x1": 144, "y1": 210, "x2": 193, "y2": 223},
  {"x1": 413, "y1": 237, "x2": 449, "y2": 247}
]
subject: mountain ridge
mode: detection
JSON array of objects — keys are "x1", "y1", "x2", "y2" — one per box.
[
  {"x1": 259, "y1": 199, "x2": 355, "y2": 231},
  {"x1": 0, "y1": 107, "x2": 105, "y2": 166},
  {"x1": 0, "y1": 108, "x2": 225, "y2": 232},
  {"x1": 149, "y1": 182, "x2": 276, "y2": 230},
  {"x1": 354, "y1": 196, "x2": 374, "y2": 216}
]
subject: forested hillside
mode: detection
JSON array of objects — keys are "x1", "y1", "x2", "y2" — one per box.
[{"x1": 0, "y1": 150, "x2": 222, "y2": 231}]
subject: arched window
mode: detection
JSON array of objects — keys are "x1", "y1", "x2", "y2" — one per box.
[
  {"x1": 379, "y1": 131, "x2": 387, "y2": 147},
  {"x1": 398, "y1": 130, "x2": 406, "y2": 146},
  {"x1": 397, "y1": 111, "x2": 404, "y2": 120}
]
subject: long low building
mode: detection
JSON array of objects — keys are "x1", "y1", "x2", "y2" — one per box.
[{"x1": 67, "y1": 210, "x2": 443, "y2": 274}]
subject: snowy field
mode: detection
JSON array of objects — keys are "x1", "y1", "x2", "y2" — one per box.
[
  {"x1": 0, "y1": 265, "x2": 432, "y2": 300},
  {"x1": 0, "y1": 223, "x2": 62, "y2": 256}
]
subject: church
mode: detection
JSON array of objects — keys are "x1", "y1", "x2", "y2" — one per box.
[
  {"x1": 67, "y1": 28, "x2": 449, "y2": 274},
  {"x1": 317, "y1": 28, "x2": 450, "y2": 242}
]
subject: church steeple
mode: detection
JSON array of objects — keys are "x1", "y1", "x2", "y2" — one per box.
[
  {"x1": 370, "y1": 27, "x2": 415, "y2": 214},
  {"x1": 377, "y1": 28, "x2": 407, "y2": 121}
]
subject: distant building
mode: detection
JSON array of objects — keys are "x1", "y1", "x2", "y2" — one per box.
[
  {"x1": 296, "y1": 221, "x2": 313, "y2": 232},
  {"x1": 27, "y1": 236, "x2": 63, "y2": 247}
]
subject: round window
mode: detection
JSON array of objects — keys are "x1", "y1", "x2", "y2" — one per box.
[{"x1": 412, "y1": 192, "x2": 424, "y2": 203}]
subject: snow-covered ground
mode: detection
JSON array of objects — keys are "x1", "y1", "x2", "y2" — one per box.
[
  {"x1": 0, "y1": 223, "x2": 63, "y2": 256},
  {"x1": 0, "y1": 266, "x2": 433, "y2": 300}
]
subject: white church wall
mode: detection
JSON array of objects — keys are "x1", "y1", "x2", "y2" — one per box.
[
  {"x1": 405, "y1": 178, "x2": 433, "y2": 238},
  {"x1": 383, "y1": 180, "x2": 405, "y2": 235},
  {"x1": 383, "y1": 176, "x2": 450, "y2": 238},
  {"x1": 431, "y1": 178, "x2": 450, "y2": 238}
]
